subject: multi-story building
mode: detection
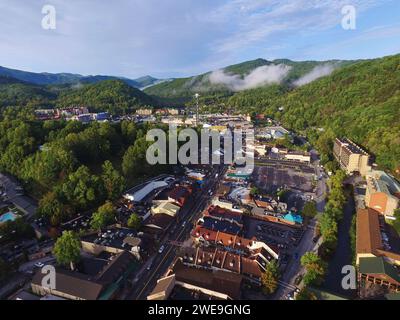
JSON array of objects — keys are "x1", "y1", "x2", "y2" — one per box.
[
  {"x1": 284, "y1": 151, "x2": 311, "y2": 164},
  {"x1": 136, "y1": 108, "x2": 153, "y2": 116},
  {"x1": 365, "y1": 170, "x2": 400, "y2": 218},
  {"x1": 356, "y1": 208, "x2": 400, "y2": 266},
  {"x1": 147, "y1": 260, "x2": 243, "y2": 300},
  {"x1": 333, "y1": 138, "x2": 371, "y2": 176}
]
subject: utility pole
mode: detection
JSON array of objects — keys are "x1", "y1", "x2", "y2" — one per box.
[{"x1": 194, "y1": 93, "x2": 200, "y2": 127}]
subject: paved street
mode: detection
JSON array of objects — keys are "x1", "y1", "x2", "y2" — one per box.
[
  {"x1": 126, "y1": 164, "x2": 226, "y2": 300},
  {"x1": 18, "y1": 256, "x2": 56, "y2": 273}
]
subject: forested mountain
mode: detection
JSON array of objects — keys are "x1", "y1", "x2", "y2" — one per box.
[
  {"x1": 227, "y1": 54, "x2": 400, "y2": 173},
  {"x1": 0, "y1": 76, "x2": 56, "y2": 107},
  {"x1": 0, "y1": 76, "x2": 157, "y2": 113},
  {"x1": 56, "y1": 80, "x2": 157, "y2": 113},
  {"x1": 0, "y1": 65, "x2": 160, "y2": 89},
  {"x1": 144, "y1": 58, "x2": 356, "y2": 104},
  {"x1": 134, "y1": 75, "x2": 165, "y2": 89}
]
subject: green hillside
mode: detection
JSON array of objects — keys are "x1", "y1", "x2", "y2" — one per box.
[
  {"x1": 56, "y1": 80, "x2": 156, "y2": 114},
  {"x1": 240, "y1": 54, "x2": 400, "y2": 173},
  {"x1": 0, "y1": 76, "x2": 55, "y2": 107},
  {"x1": 144, "y1": 58, "x2": 355, "y2": 104}
]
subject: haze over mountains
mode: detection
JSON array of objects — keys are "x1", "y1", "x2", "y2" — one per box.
[
  {"x1": 0, "y1": 66, "x2": 162, "y2": 89},
  {"x1": 143, "y1": 58, "x2": 357, "y2": 102}
]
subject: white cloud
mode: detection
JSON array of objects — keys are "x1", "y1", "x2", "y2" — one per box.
[
  {"x1": 207, "y1": 0, "x2": 387, "y2": 55},
  {"x1": 209, "y1": 64, "x2": 291, "y2": 91},
  {"x1": 293, "y1": 64, "x2": 336, "y2": 87}
]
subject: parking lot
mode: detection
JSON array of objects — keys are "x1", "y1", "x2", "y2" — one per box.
[
  {"x1": 61, "y1": 215, "x2": 91, "y2": 232},
  {"x1": 252, "y1": 165, "x2": 315, "y2": 194},
  {"x1": 243, "y1": 216, "x2": 304, "y2": 250}
]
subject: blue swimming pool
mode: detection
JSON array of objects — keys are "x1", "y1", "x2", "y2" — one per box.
[{"x1": 0, "y1": 212, "x2": 17, "y2": 223}]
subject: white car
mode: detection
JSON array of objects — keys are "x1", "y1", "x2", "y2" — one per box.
[
  {"x1": 158, "y1": 245, "x2": 165, "y2": 254},
  {"x1": 34, "y1": 262, "x2": 45, "y2": 268}
]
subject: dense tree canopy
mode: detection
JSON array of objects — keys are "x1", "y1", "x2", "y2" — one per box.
[{"x1": 90, "y1": 201, "x2": 117, "y2": 231}]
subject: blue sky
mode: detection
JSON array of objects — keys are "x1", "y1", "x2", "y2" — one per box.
[{"x1": 0, "y1": 0, "x2": 399, "y2": 79}]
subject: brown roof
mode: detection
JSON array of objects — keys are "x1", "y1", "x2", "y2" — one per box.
[
  {"x1": 192, "y1": 226, "x2": 218, "y2": 242},
  {"x1": 173, "y1": 260, "x2": 242, "y2": 300},
  {"x1": 168, "y1": 186, "x2": 191, "y2": 201},
  {"x1": 145, "y1": 213, "x2": 174, "y2": 230},
  {"x1": 32, "y1": 269, "x2": 104, "y2": 300},
  {"x1": 95, "y1": 251, "x2": 135, "y2": 285},
  {"x1": 196, "y1": 247, "x2": 215, "y2": 268},
  {"x1": 241, "y1": 257, "x2": 262, "y2": 278},
  {"x1": 205, "y1": 205, "x2": 242, "y2": 222},
  {"x1": 223, "y1": 252, "x2": 241, "y2": 273},
  {"x1": 212, "y1": 249, "x2": 227, "y2": 269},
  {"x1": 356, "y1": 208, "x2": 383, "y2": 255}
]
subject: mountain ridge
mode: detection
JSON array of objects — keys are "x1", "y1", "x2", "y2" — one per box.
[
  {"x1": 143, "y1": 58, "x2": 359, "y2": 103},
  {"x1": 0, "y1": 66, "x2": 160, "y2": 89}
]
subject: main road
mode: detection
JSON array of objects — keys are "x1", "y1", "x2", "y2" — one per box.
[{"x1": 127, "y1": 164, "x2": 227, "y2": 300}]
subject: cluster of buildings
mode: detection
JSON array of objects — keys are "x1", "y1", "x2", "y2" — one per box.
[
  {"x1": 119, "y1": 175, "x2": 195, "y2": 238},
  {"x1": 365, "y1": 170, "x2": 400, "y2": 219},
  {"x1": 255, "y1": 126, "x2": 289, "y2": 140},
  {"x1": 31, "y1": 250, "x2": 137, "y2": 300},
  {"x1": 136, "y1": 108, "x2": 184, "y2": 116},
  {"x1": 335, "y1": 138, "x2": 399, "y2": 219},
  {"x1": 356, "y1": 208, "x2": 400, "y2": 293},
  {"x1": 34, "y1": 107, "x2": 110, "y2": 123},
  {"x1": 335, "y1": 138, "x2": 400, "y2": 295},
  {"x1": 147, "y1": 160, "x2": 307, "y2": 300},
  {"x1": 19, "y1": 170, "x2": 204, "y2": 301},
  {"x1": 143, "y1": 185, "x2": 192, "y2": 235},
  {"x1": 19, "y1": 223, "x2": 145, "y2": 300},
  {"x1": 147, "y1": 203, "x2": 280, "y2": 300}
]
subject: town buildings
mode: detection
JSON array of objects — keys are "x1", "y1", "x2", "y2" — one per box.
[
  {"x1": 136, "y1": 108, "x2": 153, "y2": 116},
  {"x1": 147, "y1": 260, "x2": 243, "y2": 300},
  {"x1": 31, "y1": 251, "x2": 138, "y2": 300},
  {"x1": 284, "y1": 151, "x2": 311, "y2": 164},
  {"x1": 365, "y1": 170, "x2": 400, "y2": 219}
]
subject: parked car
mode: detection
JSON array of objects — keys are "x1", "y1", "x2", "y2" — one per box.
[
  {"x1": 34, "y1": 262, "x2": 45, "y2": 268},
  {"x1": 158, "y1": 245, "x2": 165, "y2": 254}
]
